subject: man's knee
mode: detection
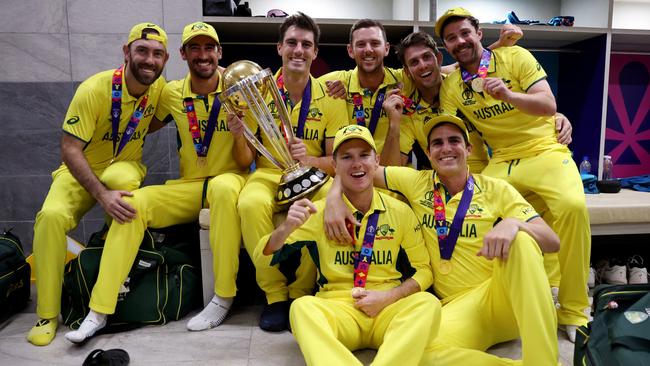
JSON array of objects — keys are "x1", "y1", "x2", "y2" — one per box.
[{"x1": 35, "y1": 206, "x2": 71, "y2": 229}]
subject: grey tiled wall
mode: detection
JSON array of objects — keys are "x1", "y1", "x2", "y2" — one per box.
[{"x1": 0, "y1": 0, "x2": 203, "y2": 254}]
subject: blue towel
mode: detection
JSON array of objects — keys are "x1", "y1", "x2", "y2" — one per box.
[
  {"x1": 581, "y1": 173, "x2": 599, "y2": 194},
  {"x1": 620, "y1": 174, "x2": 650, "y2": 192}
]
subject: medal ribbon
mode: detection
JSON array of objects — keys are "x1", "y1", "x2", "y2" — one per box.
[
  {"x1": 276, "y1": 74, "x2": 311, "y2": 139},
  {"x1": 183, "y1": 94, "x2": 221, "y2": 158},
  {"x1": 461, "y1": 49, "x2": 491, "y2": 85},
  {"x1": 352, "y1": 211, "x2": 380, "y2": 288},
  {"x1": 111, "y1": 65, "x2": 149, "y2": 159},
  {"x1": 352, "y1": 87, "x2": 386, "y2": 135},
  {"x1": 433, "y1": 175, "x2": 475, "y2": 260}
]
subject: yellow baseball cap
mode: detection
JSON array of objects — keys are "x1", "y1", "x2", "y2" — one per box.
[
  {"x1": 333, "y1": 125, "x2": 377, "y2": 154},
  {"x1": 127, "y1": 22, "x2": 167, "y2": 48},
  {"x1": 435, "y1": 7, "x2": 474, "y2": 38},
  {"x1": 423, "y1": 115, "x2": 469, "y2": 143},
  {"x1": 182, "y1": 22, "x2": 220, "y2": 45}
]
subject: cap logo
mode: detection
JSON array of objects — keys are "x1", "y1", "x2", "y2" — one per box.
[
  {"x1": 192, "y1": 23, "x2": 209, "y2": 31},
  {"x1": 342, "y1": 125, "x2": 363, "y2": 135}
]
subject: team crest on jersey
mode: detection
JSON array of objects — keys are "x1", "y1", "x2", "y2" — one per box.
[
  {"x1": 66, "y1": 116, "x2": 80, "y2": 125},
  {"x1": 375, "y1": 224, "x2": 395, "y2": 240},
  {"x1": 462, "y1": 87, "x2": 476, "y2": 106},
  {"x1": 466, "y1": 203, "x2": 483, "y2": 218},
  {"x1": 307, "y1": 107, "x2": 322, "y2": 120},
  {"x1": 420, "y1": 190, "x2": 434, "y2": 209}
]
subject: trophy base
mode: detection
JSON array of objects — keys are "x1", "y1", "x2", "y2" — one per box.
[{"x1": 276, "y1": 166, "x2": 329, "y2": 209}]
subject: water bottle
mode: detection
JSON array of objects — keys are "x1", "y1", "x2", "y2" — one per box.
[
  {"x1": 602, "y1": 155, "x2": 613, "y2": 180},
  {"x1": 579, "y1": 156, "x2": 591, "y2": 175}
]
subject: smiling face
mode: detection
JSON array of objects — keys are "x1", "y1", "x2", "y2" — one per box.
[
  {"x1": 124, "y1": 38, "x2": 168, "y2": 86},
  {"x1": 441, "y1": 18, "x2": 483, "y2": 69},
  {"x1": 181, "y1": 35, "x2": 221, "y2": 79},
  {"x1": 427, "y1": 123, "x2": 472, "y2": 178},
  {"x1": 334, "y1": 138, "x2": 379, "y2": 196},
  {"x1": 277, "y1": 25, "x2": 318, "y2": 76},
  {"x1": 403, "y1": 43, "x2": 443, "y2": 92},
  {"x1": 347, "y1": 26, "x2": 389, "y2": 76}
]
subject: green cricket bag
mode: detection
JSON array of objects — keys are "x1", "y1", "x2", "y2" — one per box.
[{"x1": 574, "y1": 284, "x2": 650, "y2": 366}]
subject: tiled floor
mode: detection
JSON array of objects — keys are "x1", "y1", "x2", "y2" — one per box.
[{"x1": 1, "y1": 305, "x2": 575, "y2": 365}]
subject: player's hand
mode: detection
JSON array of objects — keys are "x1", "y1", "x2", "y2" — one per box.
[
  {"x1": 477, "y1": 218, "x2": 519, "y2": 260},
  {"x1": 382, "y1": 88, "x2": 404, "y2": 122},
  {"x1": 352, "y1": 288, "x2": 392, "y2": 317},
  {"x1": 227, "y1": 112, "x2": 246, "y2": 138},
  {"x1": 289, "y1": 138, "x2": 309, "y2": 165},
  {"x1": 498, "y1": 24, "x2": 523, "y2": 47},
  {"x1": 555, "y1": 113, "x2": 573, "y2": 145},
  {"x1": 284, "y1": 198, "x2": 317, "y2": 232},
  {"x1": 97, "y1": 189, "x2": 136, "y2": 224},
  {"x1": 325, "y1": 80, "x2": 347, "y2": 99},
  {"x1": 483, "y1": 77, "x2": 512, "y2": 101},
  {"x1": 324, "y1": 194, "x2": 359, "y2": 245}
]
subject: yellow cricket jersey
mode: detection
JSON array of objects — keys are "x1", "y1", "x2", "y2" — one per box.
[
  {"x1": 255, "y1": 71, "x2": 348, "y2": 170},
  {"x1": 260, "y1": 190, "x2": 432, "y2": 298},
  {"x1": 384, "y1": 166, "x2": 539, "y2": 302},
  {"x1": 62, "y1": 68, "x2": 166, "y2": 170},
  {"x1": 439, "y1": 46, "x2": 565, "y2": 163},
  {"x1": 318, "y1": 67, "x2": 414, "y2": 156},
  {"x1": 155, "y1": 73, "x2": 249, "y2": 180}
]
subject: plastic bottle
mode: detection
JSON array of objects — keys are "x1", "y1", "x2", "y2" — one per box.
[
  {"x1": 579, "y1": 156, "x2": 591, "y2": 175},
  {"x1": 602, "y1": 155, "x2": 613, "y2": 180}
]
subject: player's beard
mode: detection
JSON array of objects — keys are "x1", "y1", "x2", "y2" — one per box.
[{"x1": 128, "y1": 58, "x2": 162, "y2": 86}]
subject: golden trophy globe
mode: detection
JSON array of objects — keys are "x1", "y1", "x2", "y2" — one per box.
[{"x1": 219, "y1": 60, "x2": 329, "y2": 208}]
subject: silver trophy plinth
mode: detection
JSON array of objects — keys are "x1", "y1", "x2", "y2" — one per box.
[{"x1": 219, "y1": 60, "x2": 329, "y2": 208}]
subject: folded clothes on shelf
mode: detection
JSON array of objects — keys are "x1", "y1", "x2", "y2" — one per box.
[{"x1": 493, "y1": 12, "x2": 575, "y2": 27}]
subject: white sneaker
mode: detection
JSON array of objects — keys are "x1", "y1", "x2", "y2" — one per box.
[
  {"x1": 601, "y1": 258, "x2": 627, "y2": 285},
  {"x1": 628, "y1": 255, "x2": 648, "y2": 284},
  {"x1": 551, "y1": 287, "x2": 561, "y2": 309},
  {"x1": 64, "y1": 310, "x2": 107, "y2": 344},
  {"x1": 587, "y1": 267, "x2": 596, "y2": 288},
  {"x1": 186, "y1": 295, "x2": 233, "y2": 331},
  {"x1": 561, "y1": 324, "x2": 578, "y2": 343}
]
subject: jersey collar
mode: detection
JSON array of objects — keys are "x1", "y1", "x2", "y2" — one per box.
[
  {"x1": 342, "y1": 188, "x2": 387, "y2": 218},
  {"x1": 348, "y1": 66, "x2": 400, "y2": 96},
  {"x1": 273, "y1": 68, "x2": 325, "y2": 101},
  {"x1": 181, "y1": 71, "x2": 224, "y2": 99}
]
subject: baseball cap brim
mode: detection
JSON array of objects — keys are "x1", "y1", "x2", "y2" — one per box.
[{"x1": 423, "y1": 115, "x2": 469, "y2": 144}]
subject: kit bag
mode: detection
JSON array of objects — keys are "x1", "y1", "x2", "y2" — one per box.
[
  {"x1": 574, "y1": 284, "x2": 650, "y2": 366},
  {"x1": 0, "y1": 229, "x2": 30, "y2": 322},
  {"x1": 61, "y1": 225, "x2": 202, "y2": 330}
]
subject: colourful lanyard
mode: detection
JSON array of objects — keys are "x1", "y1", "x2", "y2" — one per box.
[
  {"x1": 183, "y1": 94, "x2": 221, "y2": 158},
  {"x1": 433, "y1": 175, "x2": 475, "y2": 261},
  {"x1": 461, "y1": 49, "x2": 491, "y2": 92},
  {"x1": 352, "y1": 87, "x2": 386, "y2": 135},
  {"x1": 276, "y1": 74, "x2": 311, "y2": 139},
  {"x1": 352, "y1": 210, "x2": 380, "y2": 288},
  {"x1": 111, "y1": 65, "x2": 149, "y2": 160}
]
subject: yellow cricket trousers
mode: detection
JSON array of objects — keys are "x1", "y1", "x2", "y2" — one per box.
[
  {"x1": 482, "y1": 148, "x2": 590, "y2": 326},
  {"x1": 89, "y1": 173, "x2": 245, "y2": 314},
  {"x1": 238, "y1": 167, "x2": 329, "y2": 304},
  {"x1": 33, "y1": 161, "x2": 146, "y2": 319},
  {"x1": 431, "y1": 232, "x2": 558, "y2": 366},
  {"x1": 290, "y1": 291, "x2": 440, "y2": 366}
]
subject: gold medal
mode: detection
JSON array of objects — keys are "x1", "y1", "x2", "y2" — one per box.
[
  {"x1": 471, "y1": 77, "x2": 484, "y2": 93},
  {"x1": 439, "y1": 260, "x2": 452, "y2": 275},
  {"x1": 197, "y1": 156, "x2": 207, "y2": 167}
]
